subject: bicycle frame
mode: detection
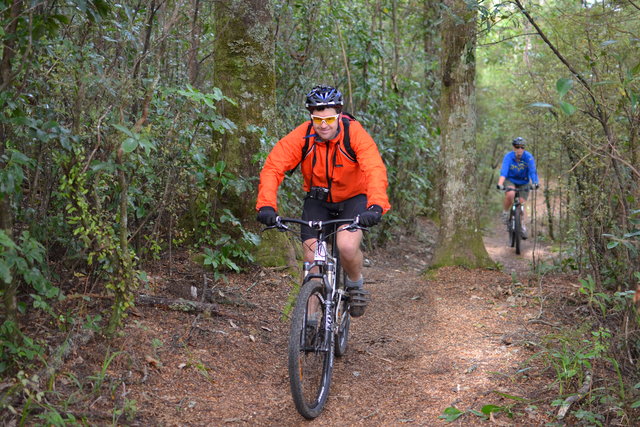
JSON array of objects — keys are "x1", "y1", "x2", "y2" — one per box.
[
  {"x1": 504, "y1": 186, "x2": 531, "y2": 255},
  {"x1": 270, "y1": 218, "x2": 359, "y2": 353},
  {"x1": 301, "y1": 222, "x2": 351, "y2": 353},
  {"x1": 508, "y1": 189, "x2": 524, "y2": 232}
]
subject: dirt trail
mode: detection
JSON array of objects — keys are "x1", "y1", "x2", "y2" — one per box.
[
  {"x1": 56, "y1": 218, "x2": 561, "y2": 426},
  {"x1": 483, "y1": 216, "x2": 555, "y2": 276}
]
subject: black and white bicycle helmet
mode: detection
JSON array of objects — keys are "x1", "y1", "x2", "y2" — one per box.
[
  {"x1": 305, "y1": 85, "x2": 343, "y2": 110},
  {"x1": 512, "y1": 137, "x2": 526, "y2": 146}
]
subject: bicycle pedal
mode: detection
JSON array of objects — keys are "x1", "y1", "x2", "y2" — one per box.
[{"x1": 347, "y1": 288, "x2": 370, "y2": 318}]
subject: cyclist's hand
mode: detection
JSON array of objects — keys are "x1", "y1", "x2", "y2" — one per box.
[
  {"x1": 358, "y1": 205, "x2": 383, "y2": 227},
  {"x1": 256, "y1": 206, "x2": 277, "y2": 226},
  {"x1": 496, "y1": 184, "x2": 505, "y2": 191},
  {"x1": 533, "y1": 183, "x2": 540, "y2": 190}
]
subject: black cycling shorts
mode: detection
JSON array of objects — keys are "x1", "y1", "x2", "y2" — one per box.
[{"x1": 300, "y1": 194, "x2": 367, "y2": 242}]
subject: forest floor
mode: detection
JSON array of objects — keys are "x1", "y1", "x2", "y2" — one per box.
[{"x1": 15, "y1": 211, "x2": 589, "y2": 427}]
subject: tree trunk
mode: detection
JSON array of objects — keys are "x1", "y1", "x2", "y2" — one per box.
[
  {"x1": 213, "y1": 0, "x2": 276, "y2": 222},
  {"x1": 431, "y1": 0, "x2": 491, "y2": 269},
  {"x1": 0, "y1": 137, "x2": 17, "y2": 330},
  {"x1": 1, "y1": 0, "x2": 24, "y2": 335},
  {"x1": 188, "y1": 0, "x2": 201, "y2": 86},
  {"x1": 422, "y1": 0, "x2": 440, "y2": 91}
]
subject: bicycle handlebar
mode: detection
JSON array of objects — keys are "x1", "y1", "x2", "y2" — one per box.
[
  {"x1": 264, "y1": 217, "x2": 366, "y2": 233},
  {"x1": 502, "y1": 185, "x2": 536, "y2": 192}
]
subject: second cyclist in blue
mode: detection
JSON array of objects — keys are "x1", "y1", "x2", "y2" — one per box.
[{"x1": 496, "y1": 137, "x2": 540, "y2": 240}]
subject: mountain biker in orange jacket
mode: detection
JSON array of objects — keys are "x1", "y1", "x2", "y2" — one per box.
[{"x1": 256, "y1": 85, "x2": 391, "y2": 317}]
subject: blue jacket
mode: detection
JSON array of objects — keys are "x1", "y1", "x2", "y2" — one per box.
[{"x1": 499, "y1": 150, "x2": 539, "y2": 186}]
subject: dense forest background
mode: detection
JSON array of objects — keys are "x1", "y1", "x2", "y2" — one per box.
[{"x1": 1, "y1": 0, "x2": 639, "y2": 423}]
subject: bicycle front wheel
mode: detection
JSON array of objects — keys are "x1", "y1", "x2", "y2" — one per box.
[
  {"x1": 288, "y1": 280, "x2": 334, "y2": 419},
  {"x1": 335, "y1": 269, "x2": 351, "y2": 357},
  {"x1": 514, "y1": 205, "x2": 522, "y2": 255},
  {"x1": 509, "y1": 212, "x2": 516, "y2": 248}
]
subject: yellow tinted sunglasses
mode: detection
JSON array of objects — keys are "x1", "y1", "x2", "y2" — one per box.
[{"x1": 310, "y1": 114, "x2": 340, "y2": 126}]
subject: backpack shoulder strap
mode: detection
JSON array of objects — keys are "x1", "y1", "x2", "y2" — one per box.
[
  {"x1": 286, "y1": 122, "x2": 314, "y2": 176},
  {"x1": 341, "y1": 114, "x2": 357, "y2": 162}
]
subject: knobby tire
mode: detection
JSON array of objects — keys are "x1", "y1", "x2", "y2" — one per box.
[
  {"x1": 288, "y1": 280, "x2": 334, "y2": 419},
  {"x1": 334, "y1": 268, "x2": 351, "y2": 357},
  {"x1": 514, "y1": 205, "x2": 522, "y2": 255},
  {"x1": 509, "y1": 210, "x2": 516, "y2": 248},
  {"x1": 332, "y1": 234, "x2": 351, "y2": 357}
]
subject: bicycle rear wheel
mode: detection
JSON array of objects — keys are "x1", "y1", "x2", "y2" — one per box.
[
  {"x1": 514, "y1": 205, "x2": 522, "y2": 255},
  {"x1": 288, "y1": 280, "x2": 334, "y2": 419}
]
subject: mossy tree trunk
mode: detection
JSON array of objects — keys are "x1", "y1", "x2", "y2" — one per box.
[
  {"x1": 431, "y1": 0, "x2": 492, "y2": 269},
  {"x1": 212, "y1": 1, "x2": 295, "y2": 269},
  {"x1": 213, "y1": 0, "x2": 276, "y2": 222}
]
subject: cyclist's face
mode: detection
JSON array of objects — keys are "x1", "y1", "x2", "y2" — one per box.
[
  {"x1": 310, "y1": 108, "x2": 340, "y2": 141},
  {"x1": 514, "y1": 146, "x2": 524, "y2": 159}
]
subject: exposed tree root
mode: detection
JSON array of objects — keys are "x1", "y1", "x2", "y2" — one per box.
[{"x1": 135, "y1": 294, "x2": 245, "y2": 321}]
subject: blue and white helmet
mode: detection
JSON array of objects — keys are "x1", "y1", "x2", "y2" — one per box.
[{"x1": 305, "y1": 85, "x2": 343, "y2": 110}]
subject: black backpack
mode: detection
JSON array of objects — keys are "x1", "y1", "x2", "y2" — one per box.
[{"x1": 288, "y1": 113, "x2": 357, "y2": 175}]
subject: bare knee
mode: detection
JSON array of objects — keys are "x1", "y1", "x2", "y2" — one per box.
[
  {"x1": 337, "y1": 231, "x2": 362, "y2": 260},
  {"x1": 338, "y1": 240, "x2": 360, "y2": 259}
]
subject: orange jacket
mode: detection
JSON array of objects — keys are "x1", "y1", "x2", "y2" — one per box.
[{"x1": 256, "y1": 117, "x2": 391, "y2": 213}]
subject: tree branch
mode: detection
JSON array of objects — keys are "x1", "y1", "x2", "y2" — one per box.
[
  {"x1": 627, "y1": 0, "x2": 640, "y2": 11},
  {"x1": 557, "y1": 372, "x2": 592, "y2": 419},
  {"x1": 512, "y1": 0, "x2": 603, "y2": 119},
  {"x1": 478, "y1": 32, "x2": 540, "y2": 47},
  {"x1": 135, "y1": 294, "x2": 247, "y2": 322}
]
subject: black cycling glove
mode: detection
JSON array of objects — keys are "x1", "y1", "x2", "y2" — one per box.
[
  {"x1": 358, "y1": 205, "x2": 383, "y2": 227},
  {"x1": 256, "y1": 206, "x2": 277, "y2": 226}
]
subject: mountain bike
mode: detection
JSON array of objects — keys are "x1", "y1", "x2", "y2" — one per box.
[
  {"x1": 503, "y1": 186, "x2": 532, "y2": 255},
  {"x1": 265, "y1": 216, "x2": 365, "y2": 419}
]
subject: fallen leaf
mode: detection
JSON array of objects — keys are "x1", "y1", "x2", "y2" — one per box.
[
  {"x1": 145, "y1": 355, "x2": 162, "y2": 368},
  {"x1": 128, "y1": 306, "x2": 144, "y2": 317}
]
